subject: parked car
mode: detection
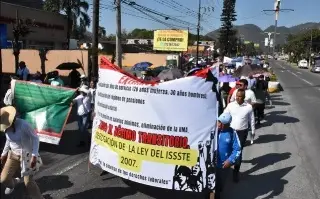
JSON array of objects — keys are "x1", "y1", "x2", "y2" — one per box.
[
  {"x1": 298, "y1": 60, "x2": 308, "y2": 69},
  {"x1": 311, "y1": 65, "x2": 320, "y2": 73},
  {"x1": 311, "y1": 56, "x2": 320, "y2": 73}
]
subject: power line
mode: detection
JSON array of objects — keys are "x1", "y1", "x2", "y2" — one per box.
[{"x1": 121, "y1": 0, "x2": 198, "y2": 28}]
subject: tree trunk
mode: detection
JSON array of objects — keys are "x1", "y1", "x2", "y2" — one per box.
[{"x1": 14, "y1": 53, "x2": 19, "y2": 74}]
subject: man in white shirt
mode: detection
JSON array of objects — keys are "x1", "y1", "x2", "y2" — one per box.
[
  {"x1": 224, "y1": 89, "x2": 255, "y2": 183},
  {"x1": 230, "y1": 79, "x2": 256, "y2": 105},
  {"x1": 73, "y1": 85, "x2": 91, "y2": 147}
]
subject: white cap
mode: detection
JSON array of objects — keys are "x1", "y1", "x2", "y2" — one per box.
[{"x1": 79, "y1": 85, "x2": 89, "y2": 93}]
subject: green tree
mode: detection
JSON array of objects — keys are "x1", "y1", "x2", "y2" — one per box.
[
  {"x1": 284, "y1": 29, "x2": 320, "y2": 63},
  {"x1": 128, "y1": 29, "x2": 153, "y2": 39},
  {"x1": 98, "y1": 26, "x2": 107, "y2": 39},
  {"x1": 43, "y1": 0, "x2": 90, "y2": 39},
  {"x1": 219, "y1": 0, "x2": 237, "y2": 56},
  {"x1": 43, "y1": 0, "x2": 61, "y2": 13}
]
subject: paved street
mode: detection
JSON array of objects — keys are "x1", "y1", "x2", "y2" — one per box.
[{"x1": 2, "y1": 61, "x2": 320, "y2": 198}]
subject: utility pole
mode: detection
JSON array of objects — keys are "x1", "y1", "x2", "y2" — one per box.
[
  {"x1": 91, "y1": 0, "x2": 99, "y2": 79},
  {"x1": 196, "y1": 0, "x2": 201, "y2": 67},
  {"x1": 115, "y1": 0, "x2": 122, "y2": 68},
  {"x1": 263, "y1": 0, "x2": 293, "y2": 56}
]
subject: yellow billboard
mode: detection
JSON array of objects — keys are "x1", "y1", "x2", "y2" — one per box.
[{"x1": 153, "y1": 30, "x2": 188, "y2": 52}]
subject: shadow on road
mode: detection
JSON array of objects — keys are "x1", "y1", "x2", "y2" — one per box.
[
  {"x1": 259, "y1": 111, "x2": 299, "y2": 128},
  {"x1": 65, "y1": 187, "x2": 137, "y2": 199},
  {"x1": 1, "y1": 175, "x2": 73, "y2": 199},
  {"x1": 37, "y1": 175, "x2": 73, "y2": 193},
  {"x1": 40, "y1": 129, "x2": 89, "y2": 156},
  {"x1": 223, "y1": 166, "x2": 295, "y2": 199},
  {"x1": 242, "y1": 152, "x2": 291, "y2": 175},
  {"x1": 271, "y1": 101, "x2": 290, "y2": 106},
  {"x1": 123, "y1": 179, "x2": 204, "y2": 199},
  {"x1": 254, "y1": 134, "x2": 287, "y2": 144}
]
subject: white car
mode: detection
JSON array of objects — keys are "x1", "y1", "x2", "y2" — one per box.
[{"x1": 298, "y1": 60, "x2": 308, "y2": 69}]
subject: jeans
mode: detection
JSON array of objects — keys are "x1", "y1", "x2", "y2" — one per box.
[
  {"x1": 1, "y1": 152, "x2": 44, "y2": 199},
  {"x1": 77, "y1": 113, "x2": 89, "y2": 141},
  {"x1": 234, "y1": 129, "x2": 248, "y2": 173}
]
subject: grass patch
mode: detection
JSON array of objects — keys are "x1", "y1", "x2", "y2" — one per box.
[{"x1": 270, "y1": 74, "x2": 277, "y2": 81}]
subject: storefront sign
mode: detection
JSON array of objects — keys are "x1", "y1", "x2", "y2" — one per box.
[
  {"x1": 0, "y1": 16, "x2": 65, "y2": 30},
  {"x1": 90, "y1": 57, "x2": 219, "y2": 192},
  {"x1": 153, "y1": 30, "x2": 188, "y2": 51},
  {"x1": 126, "y1": 39, "x2": 153, "y2": 45}
]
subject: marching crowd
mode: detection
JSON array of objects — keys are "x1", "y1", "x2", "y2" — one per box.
[
  {"x1": 0, "y1": 60, "x2": 270, "y2": 199},
  {"x1": 215, "y1": 65, "x2": 270, "y2": 198}
]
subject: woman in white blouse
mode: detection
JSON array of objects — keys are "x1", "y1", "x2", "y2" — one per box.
[{"x1": 0, "y1": 106, "x2": 44, "y2": 198}]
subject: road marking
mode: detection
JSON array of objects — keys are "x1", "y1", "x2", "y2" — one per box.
[
  {"x1": 297, "y1": 71, "x2": 302, "y2": 74},
  {"x1": 288, "y1": 71, "x2": 298, "y2": 77},
  {"x1": 300, "y1": 78, "x2": 313, "y2": 85},
  {"x1": 287, "y1": 71, "x2": 313, "y2": 86},
  {"x1": 53, "y1": 156, "x2": 88, "y2": 175}
]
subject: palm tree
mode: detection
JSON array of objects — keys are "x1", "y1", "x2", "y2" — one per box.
[
  {"x1": 43, "y1": 0, "x2": 90, "y2": 39},
  {"x1": 98, "y1": 26, "x2": 106, "y2": 39},
  {"x1": 67, "y1": 0, "x2": 90, "y2": 38}
]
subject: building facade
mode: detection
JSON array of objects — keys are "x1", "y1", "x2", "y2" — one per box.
[
  {"x1": 0, "y1": 2, "x2": 68, "y2": 50},
  {"x1": 1, "y1": 0, "x2": 43, "y2": 9}
]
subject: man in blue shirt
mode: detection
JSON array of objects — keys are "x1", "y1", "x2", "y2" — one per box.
[{"x1": 215, "y1": 112, "x2": 241, "y2": 199}]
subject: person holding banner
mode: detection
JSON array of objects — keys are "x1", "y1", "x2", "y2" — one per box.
[
  {"x1": 0, "y1": 106, "x2": 44, "y2": 199},
  {"x1": 215, "y1": 112, "x2": 241, "y2": 199},
  {"x1": 73, "y1": 85, "x2": 91, "y2": 147}
]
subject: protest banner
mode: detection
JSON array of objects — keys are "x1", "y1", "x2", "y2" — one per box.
[
  {"x1": 12, "y1": 80, "x2": 76, "y2": 145},
  {"x1": 90, "y1": 57, "x2": 219, "y2": 192},
  {"x1": 153, "y1": 29, "x2": 188, "y2": 52}
]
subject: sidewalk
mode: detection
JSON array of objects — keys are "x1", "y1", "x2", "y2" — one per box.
[{"x1": 222, "y1": 92, "x2": 319, "y2": 199}]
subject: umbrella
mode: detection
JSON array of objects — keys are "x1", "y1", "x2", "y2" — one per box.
[
  {"x1": 132, "y1": 62, "x2": 153, "y2": 71},
  {"x1": 56, "y1": 62, "x2": 82, "y2": 70},
  {"x1": 253, "y1": 72, "x2": 272, "y2": 78},
  {"x1": 157, "y1": 68, "x2": 184, "y2": 80},
  {"x1": 150, "y1": 66, "x2": 169, "y2": 76},
  {"x1": 233, "y1": 64, "x2": 268, "y2": 77},
  {"x1": 219, "y1": 75, "x2": 239, "y2": 83},
  {"x1": 186, "y1": 67, "x2": 202, "y2": 76}
]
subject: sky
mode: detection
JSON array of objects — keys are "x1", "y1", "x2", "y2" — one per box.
[{"x1": 88, "y1": 0, "x2": 320, "y2": 35}]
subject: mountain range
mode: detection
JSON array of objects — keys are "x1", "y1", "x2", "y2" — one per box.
[{"x1": 206, "y1": 22, "x2": 320, "y2": 47}]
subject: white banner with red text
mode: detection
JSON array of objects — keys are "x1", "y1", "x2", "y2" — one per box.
[{"x1": 90, "y1": 57, "x2": 219, "y2": 192}]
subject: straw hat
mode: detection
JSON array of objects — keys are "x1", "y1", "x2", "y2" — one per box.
[
  {"x1": 79, "y1": 85, "x2": 89, "y2": 93},
  {"x1": 0, "y1": 106, "x2": 17, "y2": 132}
]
